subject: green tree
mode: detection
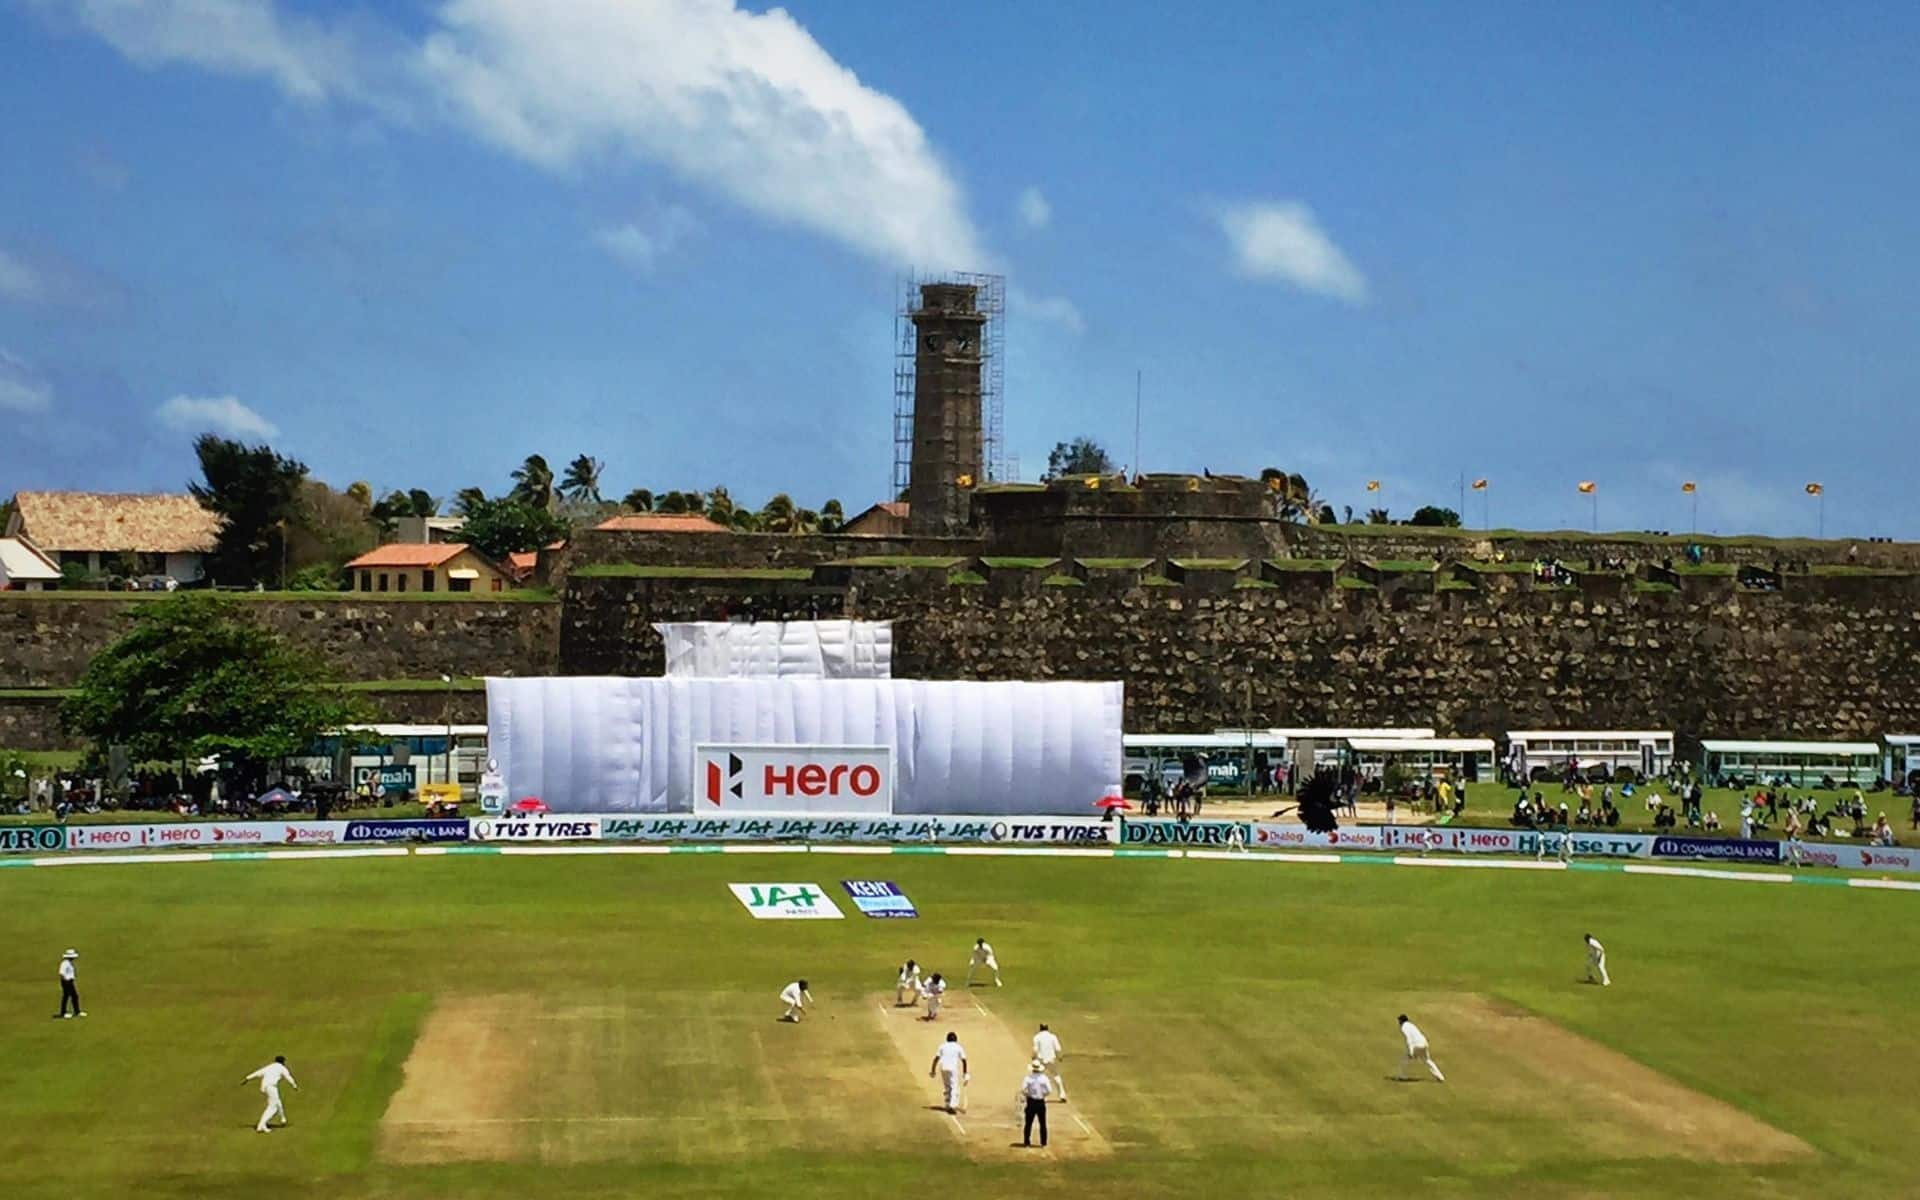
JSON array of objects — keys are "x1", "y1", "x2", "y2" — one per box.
[
  {"x1": 759, "y1": 492, "x2": 798, "y2": 532},
  {"x1": 188, "y1": 435, "x2": 308, "y2": 587},
  {"x1": 1045, "y1": 437, "x2": 1115, "y2": 479},
  {"x1": 1366, "y1": 508, "x2": 1391, "y2": 525},
  {"x1": 510, "y1": 454, "x2": 555, "y2": 511},
  {"x1": 729, "y1": 507, "x2": 760, "y2": 532},
  {"x1": 1260, "y1": 468, "x2": 1311, "y2": 519},
  {"x1": 452, "y1": 486, "x2": 487, "y2": 516},
  {"x1": 560, "y1": 455, "x2": 605, "y2": 503},
  {"x1": 1408, "y1": 505, "x2": 1462, "y2": 528},
  {"x1": 61, "y1": 594, "x2": 369, "y2": 785},
  {"x1": 286, "y1": 480, "x2": 375, "y2": 576},
  {"x1": 819, "y1": 498, "x2": 845, "y2": 533},
  {"x1": 623, "y1": 488, "x2": 654, "y2": 513},
  {"x1": 406, "y1": 488, "x2": 439, "y2": 517},
  {"x1": 656, "y1": 490, "x2": 693, "y2": 514},
  {"x1": 451, "y1": 497, "x2": 569, "y2": 562},
  {"x1": 705, "y1": 486, "x2": 737, "y2": 525}
]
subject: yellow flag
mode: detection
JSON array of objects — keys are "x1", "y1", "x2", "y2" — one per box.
[
  {"x1": 1366, "y1": 480, "x2": 1381, "y2": 492},
  {"x1": 1681, "y1": 481, "x2": 1697, "y2": 494},
  {"x1": 1471, "y1": 478, "x2": 1488, "y2": 490},
  {"x1": 1577, "y1": 481, "x2": 1597, "y2": 494},
  {"x1": 1805, "y1": 482, "x2": 1823, "y2": 495}
]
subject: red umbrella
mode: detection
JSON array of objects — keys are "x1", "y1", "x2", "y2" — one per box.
[
  {"x1": 510, "y1": 797, "x2": 549, "y2": 815},
  {"x1": 1094, "y1": 791, "x2": 1131, "y2": 811}
]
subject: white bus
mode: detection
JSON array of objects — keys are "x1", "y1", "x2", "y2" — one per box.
[
  {"x1": 1505, "y1": 730, "x2": 1674, "y2": 782},
  {"x1": 290, "y1": 724, "x2": 490, "y2": 799},
  {"x1": 1123, "y1": 733, "x2": 1289, "y2": 794},
  {"x1": 1883, "y1": 735, "x2": 1920, "y2": 788},
  {"x1": 1699, "y1": 739, "x2": 1879, "y2": 788},
  {"x1": 1344, "y1": 737, "x2": 1496, "y2": 783}
]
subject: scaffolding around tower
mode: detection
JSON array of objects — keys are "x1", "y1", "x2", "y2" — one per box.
[{"x1": 893, "y1": 270, "x2": 1004, "y2": 499}]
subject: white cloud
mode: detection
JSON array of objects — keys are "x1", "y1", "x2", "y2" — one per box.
[
  {"x1": 1216, "y1": 200, "x2": 1368, "y2": 304},
  {"x1": 0, "y1": 350, "x2": 53, "y2": 413},
  {"x1": 49, "y1": 1, "x2": 992, "y2": 270},
  {"x1": 1010, "y1": 286, "x2": 1085, "y2": 335},
  {"x1": 1016, "y1": 186, "x2": 1050, "y2": 231},
  {"x1": 593, "y1": 206, "x2": 700, "y2": 274},
  {"x1": 419, "y1": 0, "x2": 987, "y2": 268},
  {"x1": 0, "y1": 250, "x2": 44, "y2": 304},
  {"x1": 48, "y1": 0, "x2": 380, "y2": 103},
  {"x1": 156, "y1": 393, "x2": 279, "y2": 439}
]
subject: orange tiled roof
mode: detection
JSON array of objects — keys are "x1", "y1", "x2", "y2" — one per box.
[
  {"x1": 345, "y1": 543, "x2": 474, "y2": 569},
  {"x1": 9, "y1": 491, "x2": 222, "y2": 554},
  {"x1": 594, "y1": 513, "x2": 730, "y2": 534}
]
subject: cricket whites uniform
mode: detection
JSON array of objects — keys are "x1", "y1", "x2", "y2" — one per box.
[
  {"x1": 246, "y1": 1061, "x2": 297, "y2": 1131},
  {"x1": 1396, "y1": 1020, "x2": 1445, "y2": 1082},
  {"x1": 1020, "y1": 1068, "x2": 1052, "y2": 1146},
  {"x1": 1032, "y1": 1028, "x2": 1066, "y2": 1100},
  {"x1": 967, "y1": 941, "x2": 1001, "y2": 987},
  {"x1": 1586, "y1": 936, "x2": 1611, "y2": 986},
  {"x1": 780, "y1": 981, "x2": 812, "y2": 1021},
  {"x1": 933, "y1": 1040, "x2": 968, "y2": 1111},
  {"x1": 57, "y1": 951, "x2": 84, "y2": 1018},
  {"x1": 919, "y1": 976, "x2": 946, "y2": 1020},
  {"x1": 896, "y1": 963, "x2": 922, "y2": 1007}
]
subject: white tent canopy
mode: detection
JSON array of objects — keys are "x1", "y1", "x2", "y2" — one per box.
[
  {"x1": 486, "y1": 676, "x2": 1122, "y2": 815},
  {"x1": 656, "y1": 620, "x2": 893, "y2": 679}
]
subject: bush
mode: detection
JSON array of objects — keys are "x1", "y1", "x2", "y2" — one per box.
[{"x1": 286, "y1": 563, "x2": 345, "y2": 592}]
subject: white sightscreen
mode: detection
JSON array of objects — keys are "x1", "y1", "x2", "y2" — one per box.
[
  {"x1": 485, "y1": 677, "x2": 1122, "y2": 815},
  {"x1": 656, "y1": 620, "x2": 893, "y2": 679}
]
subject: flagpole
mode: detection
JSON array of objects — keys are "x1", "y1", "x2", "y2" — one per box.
[
  {"x1": 1819, "y1": 491, "x2": 1825, "y2": 539},
  {"x1": 1691, "y1": 490, "x2": 1698, "y2": 535}
]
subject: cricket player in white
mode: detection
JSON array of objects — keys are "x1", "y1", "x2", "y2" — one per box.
[
  {"x1": 966, "y1": 938, "x2": 1002, "y2": 987},
  {"x1": 918, "y1": 972, "x2": 947, "y2": 1021},
  {"x1": 928, "y1": 1032, "x2": 969, "y2": 1113},
  {"x1": 1032, "y1": 1023, "x2": 1066, "y2": 1100},
  {"x1": 779, "y1": 979, "x2": 813, "y2": 1022},
  {"x1": 244, "y1": 1055, "x2": 297, "y2": 1132},
  {"x1": 1585, "y1": 934, "x2": 1611, "y2": 986},
  {"x1": 1394, "y1": 1015, "x2": 1445, "y2": 1082},
  {"x1": 895, "y1": 960, "x2": 922, "y2": 1007}
]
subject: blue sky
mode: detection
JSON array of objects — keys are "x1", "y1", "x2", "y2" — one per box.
[{"x1": 2, "y1": 1, "x2": 1916, "y2": 537}]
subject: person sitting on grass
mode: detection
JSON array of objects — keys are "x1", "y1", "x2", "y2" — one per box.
[
  {"x1": 1576, "y1": 799, "x2": 1593, "y2": 826},
  {"x1": 1873, "y1": 813, "x2": 1896, "y2": 847},
  {"x1": 1704, "y1": 809, "x2": 1721, "y2": 831},
  {"x1": 1511, "y1": 797, "x2": 1533, "y2": 828}
]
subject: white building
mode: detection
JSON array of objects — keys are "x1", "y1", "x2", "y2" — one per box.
[{"x1": 0, "y1": 536, "x2": 60, "y2": 590}]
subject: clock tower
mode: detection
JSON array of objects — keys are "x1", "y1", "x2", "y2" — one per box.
[{"x1": 906, "y1": 282, "x2": 987, "y2": 535}]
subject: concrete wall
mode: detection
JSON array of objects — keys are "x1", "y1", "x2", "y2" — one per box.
[
  {"x1": 1288, "y1": 525, "x2": 1920, "y2": 568},
  {"x1": 0, "y1": 596, "x2": 559, "y2": 689},
  {"x1": 558, "y1": 566, "x2": 1920, "y2": 743}
]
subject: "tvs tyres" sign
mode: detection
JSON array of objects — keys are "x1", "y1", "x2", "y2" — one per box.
[{"x1": 694, "y1": 744, "x2": 893, "y2": 815}]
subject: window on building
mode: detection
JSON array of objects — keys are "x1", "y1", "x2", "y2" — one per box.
[
  {"x1": 378, "y1": 573, "x2": 388, "y2": 592},
  {"x1": 449, "y1": 576, "x2": 472, "y2": 593},
  {"x1": 359, "y1": 570, "x2": 371, "y2": 591},
  {"x1": 491, "y1": 577, "x2": 503, "y2": 592},
  {"x1": 422, "y1": 570, "x2": 435, "y2": 593},
  {"x1": 397, "y1": 573, "x2": 407, "y2": 592}
]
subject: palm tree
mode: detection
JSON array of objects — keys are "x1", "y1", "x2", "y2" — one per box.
[
  {"x1": 705, "y1": 486, "x2": 736, "y2": 525},
  {"x1": 759, "y1": 492, "x2": 798, "y2": 532},
  {"x1": 452, "y1": 486, "x2": 487, "y2": 516},
  {"x1": 795, "y1": 507, "x2": 821, "y2": 534},
  {"x1": 729, "y1": 507, "x2": 760, "y2": 532},
  {"x1": 819, "y1": 498, "x2": 845, "y2": 533},
  {"x1": 1366, "y1": 507, "x2": 1391, "y2": 525},
  {"x1": 510, "y1": 455, "x2": 554, "y2": 511},
  {"x1": 656, "y1": 490, "x2": 691, "y2": 514},
  {"x1": 560, "y1": 454, "x2": 605, "y2": 503},
  {"x1": 623, "y1": 488, "x2": 654, "y2": 513}
]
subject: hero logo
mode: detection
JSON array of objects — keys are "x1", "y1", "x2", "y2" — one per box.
[{"x1": 695, "y1": 745, "x2": 892, "y2": 815}]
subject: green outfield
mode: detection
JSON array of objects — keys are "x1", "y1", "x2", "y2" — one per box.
[{"x1": 1, "y1": 852, "x2": 1915, "y2": 1199}]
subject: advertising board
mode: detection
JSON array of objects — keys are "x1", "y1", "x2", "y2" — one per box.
[
  {"x1": 694, "y1": 744, "x2": 893, "y2": 815},
  {"x1": 470, "y1": 815, "x2": 603, "y2": 842}
]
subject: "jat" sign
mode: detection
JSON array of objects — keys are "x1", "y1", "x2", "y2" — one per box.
[{"x1": 727, "y1": 882, "x2": 846, "y2": 920}]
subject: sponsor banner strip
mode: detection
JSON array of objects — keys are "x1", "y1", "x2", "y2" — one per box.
[
  {"x1": 942, "y1": 846, "x2": 1115, "y2": 858},
  {"x1": 496, "y1": 845, "x2": 671, "y2": 856}
]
